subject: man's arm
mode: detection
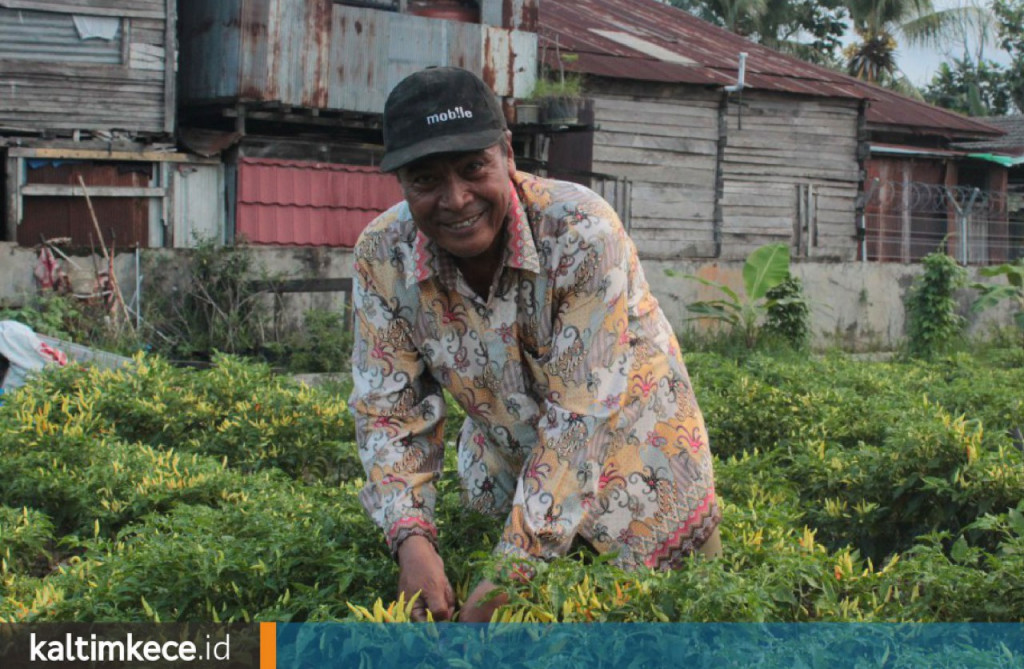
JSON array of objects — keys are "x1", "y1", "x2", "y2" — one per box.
[{"x1": 349, "y1": 257, "x2": 454, "y2": 620}]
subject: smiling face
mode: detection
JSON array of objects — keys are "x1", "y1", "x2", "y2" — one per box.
[{"x1": 397, "y1": 134, "x2": 516, "y2": 270}]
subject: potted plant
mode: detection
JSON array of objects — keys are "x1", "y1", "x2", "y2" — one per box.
[{"x1": 531, "y1": 52, "x2": 584, "y2": 128}]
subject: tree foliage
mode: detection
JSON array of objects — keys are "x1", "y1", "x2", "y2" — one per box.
[
  {"x1": 665, "y1": 0, "x2": 847, "y2": 66},
  {"x1": 923, "y1": 0, "x2": 1023, "y2": 114}
]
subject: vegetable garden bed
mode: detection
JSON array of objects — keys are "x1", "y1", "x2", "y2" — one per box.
[{"x1": 2, "y1": 349, "x2": 1023, "y2": 623}]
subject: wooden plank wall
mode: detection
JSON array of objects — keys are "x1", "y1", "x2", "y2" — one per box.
[
  {"x1": 588, "y1": 85, "x2": 861, "y2": 262},
  {"x1": 590, "y1": 91, "x2": 720, "y2": 260},
  {"x1": 0, "y1": 0, "x2": 171, "y2": 136},
  {"x1": 720, "y1": 93, "x2": 860, "y2": 260}
]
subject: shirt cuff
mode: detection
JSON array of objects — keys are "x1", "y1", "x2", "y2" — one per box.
[{"x1": 387, "y1": 516, "x2": 439, "y2": 559}]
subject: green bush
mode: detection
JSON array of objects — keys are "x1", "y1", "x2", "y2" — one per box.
[
  {"x1": 763, "y1": 276, "x2": 811, "y2": 349},
  {"x1": 3, "y1": 350, "x2": 1024, "y2": 624},
  {"x1": 905, "y1": 251, "x2": 967, "y2": 359}
]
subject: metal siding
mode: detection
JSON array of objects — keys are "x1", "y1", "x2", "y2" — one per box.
[
  {"x1": 329, "y1": 6, "x2": 389, "y2": 112},
  {"x1": 235, "y1": 158, "x2": 403, "y2": 247},
  {"x1": 172, "y1": 163, "x2": 225, "y2": 248},
  {"x1": 238, "y1": 0, "x2": 274, "y2": 101},
  {"x1": 0, "y1": 8, "x2": 122, "y2": 64},
  {"x1": 178, "y1": 0, "x2": 242, "y2": 102},
  {"x1": 183, "y1": 2, "x2": 535, "y2": 112}
]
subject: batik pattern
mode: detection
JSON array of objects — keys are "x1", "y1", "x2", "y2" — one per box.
[{"x1": 350, "y1": 172, "x2": 719, "y2": 570}]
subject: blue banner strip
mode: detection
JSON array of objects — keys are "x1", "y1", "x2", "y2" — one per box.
[{"x1": 276, "y1": 623, "x2": 1024, "y2": 668}]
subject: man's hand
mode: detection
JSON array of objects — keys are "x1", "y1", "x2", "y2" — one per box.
[
  {"x1": 397, "y1": 535, "x2": 456, "y2": 621},
  {"x1": 459, "y1": 579, "x2": 508, "y2": 623}
]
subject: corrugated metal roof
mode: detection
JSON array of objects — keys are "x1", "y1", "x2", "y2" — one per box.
[
  {"x1": 539, "y1": 0, "x2": 1003, "y2": 139},
  {"x1": 236, "y1": 159, "x2": 402, "y2": 247},
  {"x1": 956, "y1": 115, "x2": 1024, "y2": 154}
]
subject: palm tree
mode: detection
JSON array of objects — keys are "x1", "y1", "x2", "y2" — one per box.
[{"x1": 844, "y1": 0, "x2": 996, "y2": 85}]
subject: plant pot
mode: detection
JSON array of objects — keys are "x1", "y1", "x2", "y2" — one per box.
[
  {"x1": 516, "y1": 102, "x2": 540, "y2": 125},
  {"x1": 540, "y1": 97, "x2": 580, "y2": 127}
]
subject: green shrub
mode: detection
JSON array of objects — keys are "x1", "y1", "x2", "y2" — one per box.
[
  {"x1": 284, "y1": 309, "x2": 353, "y2": 374},
  {"x1": 906, "y1": 251, "x2": 967, "y2": 359},
  {"x1": 0, "y1": 506, "x2": 55, "y2": 575},
  {"x1": 763, "y1": 276, "x2": 811, "y2": 349},
  {"x1": 4, "y1": 348, "x2": 1024, "y2": 624}
]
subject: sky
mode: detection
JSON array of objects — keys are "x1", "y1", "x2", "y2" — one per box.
[{"x1": 871, "y1": 0, "x2": 1014, "y2": 87}]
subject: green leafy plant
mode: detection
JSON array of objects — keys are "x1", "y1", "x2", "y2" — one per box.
[
  {"x1": 971, "y1": 258, "x2": 1024, "y2": 344},
  {"x1": 0, "y1": 294, "x2": 82, "y2": 340},
  {"x1": 5, "y1": 348, "x2": 1024, "y2": 625},
  {"x1": 905, "y1": 250, "x2": 968, "y2": 358},
  {"x1": 141, "y1": 239, "x2": 278, "y2": 360},
  {"x1": 763, "y1": 276, "x2": 811, "y2": 349},
  {"x1": 669, "y1": 243, "x2": 792, "y2": 349},
  {"x1": 282, "y1": 309, "x2": 353, "y2": 374}
]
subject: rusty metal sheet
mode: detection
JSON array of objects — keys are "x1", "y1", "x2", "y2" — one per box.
[
  {"x1": 178, "y1": 1, "x2": 244, "y2": 102},
  {"x1": 327, "y1": 6, "x2": 536, "y2": 112},
  {"x1": 182, "y1": 1, "x2": 536, "y2": 111}
]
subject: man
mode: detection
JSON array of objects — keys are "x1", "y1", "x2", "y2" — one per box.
[{"x1": 350, "y1": 67, "x2": 721, "y2": 623}]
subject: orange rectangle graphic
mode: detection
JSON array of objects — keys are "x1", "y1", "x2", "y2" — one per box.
[{"x1": 259, "y1": 622, "x2": 276, "y2": 669}]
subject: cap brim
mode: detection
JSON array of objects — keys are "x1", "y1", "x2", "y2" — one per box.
[{"x1": 380, "y1": 128, "x2": 505, "y2": 172}]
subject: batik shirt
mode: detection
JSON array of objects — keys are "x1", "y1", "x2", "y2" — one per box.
[{"x1": 350, "y1": 171, "x2": 720, "y2": 570}]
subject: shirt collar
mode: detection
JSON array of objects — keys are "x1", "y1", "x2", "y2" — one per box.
[{"x1": 404, "y1": 174, "x2": 541, "y2": 287}]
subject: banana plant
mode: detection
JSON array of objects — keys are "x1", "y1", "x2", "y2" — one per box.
[
  {"x1": 668, "y1": 243, "x2": 793, "y2": 348},
  {"x1": 971, "y1": 259, "x2": 1024, "y2": 338}
]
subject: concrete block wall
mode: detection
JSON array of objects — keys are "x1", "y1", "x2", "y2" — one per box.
[{"x1": 1, "y1": 242, "x2": 1016, "y2": 352}]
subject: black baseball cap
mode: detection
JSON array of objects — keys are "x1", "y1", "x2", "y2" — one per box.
[{"x1": 380, "y1": 67, "x2": 508, "y2": 172}]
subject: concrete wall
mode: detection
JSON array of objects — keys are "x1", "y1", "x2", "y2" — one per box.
[
  {"x1": 1, "y1": 242, "x2": 1015, "y2": 351},
  {"x1": 645, "y1": 259, "x2": 964, "y2": 351}
]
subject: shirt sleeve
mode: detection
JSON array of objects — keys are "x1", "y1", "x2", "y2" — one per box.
[
  {"x1": 349, "y1": 255, "x2": 447, "y2": 557},
  {"x1": 495, "y1": 195, "x2": 638, "y2": 563}
]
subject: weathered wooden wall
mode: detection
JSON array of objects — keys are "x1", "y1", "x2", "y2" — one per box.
[
  {"x1": 590, "y1": 89, "x2": 721, "y2": 259},
  {"x1": 588, "y1": 83, "x2": 861, "y2": 262},
  {"x1": 0, "y1": 0, "x2": 174, "y2": 136},
  {"x1": 720, "y1": 94, "x2": 860, "y2": 260}
]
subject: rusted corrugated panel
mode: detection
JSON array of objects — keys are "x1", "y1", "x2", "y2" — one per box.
[
  {"x1": 539, "y1": 0, "x2": 1003, "y2": 139},
  {"x1": 182, "y1": 1, "x2": 535, "y2": 111},
  {"x1": 236, "y1": 158, "x2": 403, "y2": 247},
  {"x1": 328, "y1": 6, "x2": 535, "y2": 113},
  {"x1": 16, "y1": 162, "x2": 150, "y2": 248},
  {"x1": 238, "y1": 0, "x2": 275, "y2": 102},
  {"x1": 178, "y1": 1, "x2": 244, "y2": 103},
  {"x1": 274, "y1": 0, "x2": 330, "y2": 108},
  {"x1": 856, "y1": 81, "x2": 1004, "y2": 138}
]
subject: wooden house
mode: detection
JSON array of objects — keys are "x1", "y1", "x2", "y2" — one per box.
[
  {"x1": 528, "y1": 0, "x2": 1006, "y2": 264},
  {"x1": 956, "y1": 115, "x2": 1024, "y2": 261},
  {"x1": 0, "y1": 0, "x2": 223, "y2": 249}
]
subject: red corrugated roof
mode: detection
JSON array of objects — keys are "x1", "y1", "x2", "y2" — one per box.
[
  {"x1": 236, "y1": 159, "x2": 403, "y2": 247},
  {"x1": 539, "y1": 0, "x2": 1003, "y2": 139}
]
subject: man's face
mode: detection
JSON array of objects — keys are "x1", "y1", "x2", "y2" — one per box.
[{"x1": 397, "y1": 137, "x2": 516, "y2": 263}]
